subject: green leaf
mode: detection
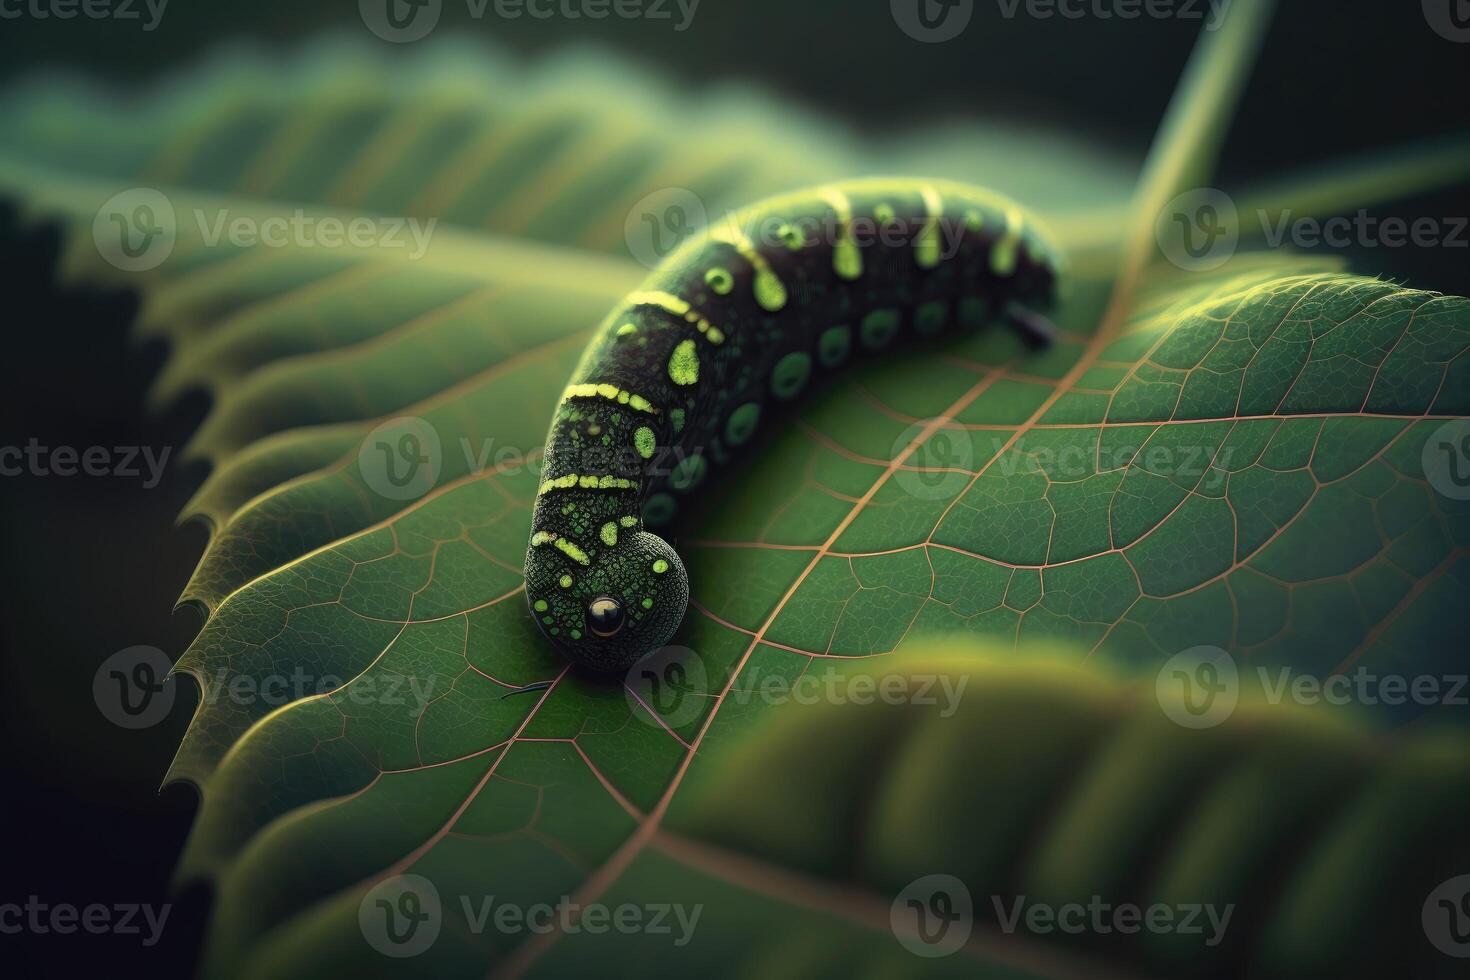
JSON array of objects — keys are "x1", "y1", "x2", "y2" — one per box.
[
  {"x1": 4, "y1": 22, "x2": 1469, "y2": 980},
  {"x1": 646, "y1": 648, "x2": 1470, "y2": 980}
]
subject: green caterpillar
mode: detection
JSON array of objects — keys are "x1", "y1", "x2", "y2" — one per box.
[{"x1": 526, "y1": 178, "x2": 1063, "y2": 672}]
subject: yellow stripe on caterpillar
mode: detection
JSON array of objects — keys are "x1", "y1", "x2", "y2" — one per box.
[
  {"x1": 538, "y1": 474, "x2": 638, "y2": 496},
  {"x1": 561, "y1": 382, "x2": 659, "y2": 414},
  {"x1": 529, "y1": 530, "x2": 591, "y2": 565}
]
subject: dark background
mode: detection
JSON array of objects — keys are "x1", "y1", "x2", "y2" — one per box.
[{"x1": 1, "y1": 1, "x2": 1466, "y2": 976}]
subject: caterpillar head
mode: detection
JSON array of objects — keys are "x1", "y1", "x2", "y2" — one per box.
[{"x1": 525, "y1": 529, "x2": 689, "y2": 674}]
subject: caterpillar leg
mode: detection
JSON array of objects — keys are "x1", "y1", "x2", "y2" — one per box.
[{"x1": 1004, "y1": 302, "x2": 1058, "y2": 351}]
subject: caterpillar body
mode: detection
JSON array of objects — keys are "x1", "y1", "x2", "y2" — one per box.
[{"x1": 526, "y1": 178, "x2": 1063, "y2": 672}]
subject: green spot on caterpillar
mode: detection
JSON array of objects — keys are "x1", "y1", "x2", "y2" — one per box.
[
  {"x1": 711, "y1": 222, "x2": 788, "y2": 312},
  {"x1": 641, "y1": 597, "x2": 654, "y2": 610},
  {"x1": 652, "y1": 559, "x2": 669, "y2": 574},
  {"x1": 600, "y1": 522, "x2": 618, "y2": 546},
  {"x1": 559, "y1": 574, "x2": 572, "y2": 588},
  {"x1": 874, "y1": 203, "x2": 895, "y2": 224},
  {"x1": 915, "y1": 300, "x2": 948, "y2": 336},
  {"x1": 532, "y1": 530, "x2": 591, "y2": 566},
  {"x1": 555, "y1": 539, "x2": 589, "y2": 565},
  {"x1": 861, "y1": 308, "x2": 900, "y2": 349},
  {"x1": 991, "y1": 239, "x2": 1019, "y2": 276},
  {"x1": 915, "y1": 184, "x2": 943, "y2": 270},
  {"x1": 634, "y1": 426, "x2": 656, "y2": 459},
  {"x1": 705, "y1": 267, "x2": 734, "y2": 294},
  {"x1": 534, "y1": 599, "x2": 548, "y2": 612},
  {"x1": 619, "y1": 515, "x2": 638, "y2": 527},
  {"x1": 540, "y1": 473, "x2": 636, "y2": 495},
  {"x1": 991, "y1": 206, "x2": 1024, "y2": 277},
  {"x1": 753, "y1": 269, "x2": 788, "y2": 312},
  {"x1": 959, "y1": 296, "x2": 988, "y2": 329},
  {"x1": 668, "y1": 339, "x2": 700, "y2": 386},
  {"x1": 818, "y1": 325, "x2": 851, "y2": 368},
  {"x1": 725, "y1": 402, "x2": 761, "y2": 446},
  {"x1": 776, "y1": 223, "x2": 805, "y2": 250},
  {"x1": 771, "y1": 351, "x2": 812, "y2": 400},
  {"x1": 616, "y1": 323, "x2": 637, "y2": 339},
  {"x1": 820, "y1": 186, "x2": 863, "y2": 281},
  {"x1": 643, "y1": 492, "x2": 676, "y2": 526}
]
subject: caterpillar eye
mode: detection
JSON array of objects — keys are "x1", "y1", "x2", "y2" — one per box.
[{"x1": 586, "y1": 596, "x2": 625, "y2": 638}]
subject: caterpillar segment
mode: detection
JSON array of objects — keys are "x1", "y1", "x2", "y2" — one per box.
[{"x1": 526, "y1": 178, "x2": 1063, "y2": 672}]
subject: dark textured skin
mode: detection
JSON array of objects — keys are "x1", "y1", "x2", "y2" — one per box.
[{"x1": 526, "y1": 179, "x2": 1062, "y2": 673}]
